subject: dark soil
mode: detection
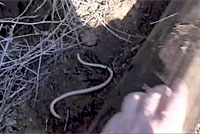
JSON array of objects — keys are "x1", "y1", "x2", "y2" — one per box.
[{"x1": 0, "y1": 0, "x2": 170, "y2": 133}]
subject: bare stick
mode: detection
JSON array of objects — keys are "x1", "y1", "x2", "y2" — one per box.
[{"x1": 150, "y1": 13, "x2": 178, "y2": 25}]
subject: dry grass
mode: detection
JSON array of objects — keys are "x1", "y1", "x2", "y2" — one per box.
[{"x1": 0, "y1": 0, "x2": 137, "y2": 132}]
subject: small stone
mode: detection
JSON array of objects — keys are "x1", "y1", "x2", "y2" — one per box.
[
  {"x1": 80, "y1": 30, "x2": 97, "y2": 46},
  {"x1": 29, "y1": 118, "x2": 33, "y2": 122}
]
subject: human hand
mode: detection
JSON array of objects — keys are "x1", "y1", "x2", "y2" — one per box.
[{"x1": 102, "y1": 80, "x2": 188, "y2": 133}]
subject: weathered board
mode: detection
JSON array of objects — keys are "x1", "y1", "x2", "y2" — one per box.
[{"x1": 98, "y1": 0, "x2": 200, "y2": 132}]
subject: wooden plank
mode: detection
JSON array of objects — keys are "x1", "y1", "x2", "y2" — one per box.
[{"x1": 98, "y1": 0, "x2": 200, "y2": 132}]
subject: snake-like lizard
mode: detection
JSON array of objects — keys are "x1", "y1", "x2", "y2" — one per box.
[{"x1": 50, "y1": 53, "x2": 114, "y2": 119}]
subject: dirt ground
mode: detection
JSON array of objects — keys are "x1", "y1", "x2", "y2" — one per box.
[{"x1": 0, "y1": 0, "x2": 170, "y2": 133}]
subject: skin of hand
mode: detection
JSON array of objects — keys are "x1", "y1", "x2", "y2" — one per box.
[{"x1": 101, "y1": 79, "x2": 188, "y2": 133}]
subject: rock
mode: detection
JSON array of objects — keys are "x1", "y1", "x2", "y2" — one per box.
[{"x1": 80, "y1": 30, "x2": 98, "y2": 46}]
